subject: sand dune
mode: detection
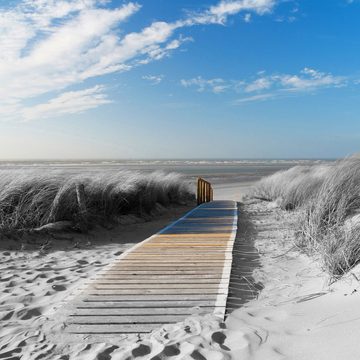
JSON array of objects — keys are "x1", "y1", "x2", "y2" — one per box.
[{"x1": 2, "y1": 196, "x2": 360, "y2": 359}]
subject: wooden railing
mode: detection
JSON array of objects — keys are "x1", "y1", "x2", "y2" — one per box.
[{"x1": 197, "y1": 177, "x2": 213, "y2": 205}]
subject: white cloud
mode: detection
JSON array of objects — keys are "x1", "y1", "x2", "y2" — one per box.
[
  {"x1": 22, "y1": 86, "x2": 111, "y2": 121},
  {"x1": 276, "y1": 68, "x2": 345, "y2": 90},
  {"x1": 237, "y1": 68, "x2": 347, "y2": 103},
  {"x1": 245, "y1": 77, "x2": 272, "y2": 92},
  {"x1": 0, "y1": 0, "x2": 278, "y2": 120},
  {"x1": 182, "y1": 68, "x2": 349, "y2": 103},
  {"x1": 181, "y1": 77, "x2": 233, "y2": 93},
  {"x1": 142, "y1": 75, "x2": 164, "y2": 85},
  {"x1": 191, "y1": 0, "x2": 275, "y2": 25},
  {"x1": 0, "y1": 2, "x2": 140, "y2": 102},
  {"x1": 234, "y1": 93, "x2": 275, "y2": 103}
]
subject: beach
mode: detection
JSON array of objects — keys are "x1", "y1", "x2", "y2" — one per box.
[{"x1": 3, "y1": 159, "x2": 358, "y2": 360}]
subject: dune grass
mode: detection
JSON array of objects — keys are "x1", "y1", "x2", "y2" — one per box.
[
  {"x1": 251, "y1": 164, "x2": 330, "y2": 210},
  {"x1": 0, "y1": 169, "x2": 194, "y2": 235},
  {"x1": 251, "y1": 155, "x2": 360, "y2": 277}
]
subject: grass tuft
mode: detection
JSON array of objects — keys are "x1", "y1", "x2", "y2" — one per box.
[
  {"x1": 251, "y1": 165, "x2": 329, "y2": 210},
  {"x1": 251, "y1": 155, "x2": 360, "y2": 277},
  {"x1": 0, "y1": 169, "x2": 194, "y2": 235}
]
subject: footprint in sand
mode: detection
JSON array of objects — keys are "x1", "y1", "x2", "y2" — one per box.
[
  {"x1": 6, "y1": 280, "x2": 17, "y2": 288},
  {"x1": 190, "y1": 349, "x2": 207, "y2": 360},
  {"x1": 52, "y1": 284, "x2": 66, "y2": 291},
  {"x1": 163, "y1": 344, "x2": 181, "y2": 357},
  {"x1": 47, "y1": 276, "x2": 66, "y2": 284},
  {"x1": 0, "y1": 347, "x2": 22, "y2": 359},
  {"x1": 131, "y1": 344, "x2": 152, "y2": 358},
  {"x1": 96, "y1": 345, "x2": 119, "y2": 360},
  {"x1": 77, "y1": 260, "x2": 88, "y2": 265},
  {"x1": 17, "y1": 307, "x2": 42, "y2": 320},
  {"x1": 150, "y1": 344, "x2": 182, "y2": 359},
  {"x1": 1, "y1": 310, "x2": 14, "y2": 321},
  {"x1": 211, "y1": 332, "x2": 231, "y2": 351}
]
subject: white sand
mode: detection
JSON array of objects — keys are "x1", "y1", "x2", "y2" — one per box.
[
  {"x1": 213, "y1": 181, "x2": 253, "y2": 202},
  {"x1": 2, "y1": 187, "x2": 360, "y2": 359}
]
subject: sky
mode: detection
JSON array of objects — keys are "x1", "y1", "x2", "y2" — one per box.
[{"x1": 0, "y1": 0, "x2": 359, "y2": 159}]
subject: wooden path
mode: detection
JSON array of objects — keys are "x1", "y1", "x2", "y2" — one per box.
[{"x1": 65, "y1": 200, "x2": 237, "y2": 336}]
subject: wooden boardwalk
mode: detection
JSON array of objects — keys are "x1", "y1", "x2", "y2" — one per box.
[{"x1": 65, "y1": 200, "x2": 237, "y2": 336}]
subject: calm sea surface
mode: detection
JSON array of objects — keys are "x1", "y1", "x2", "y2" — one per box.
[{"x1": 0, "y1": 159, "x2": 334, "y2": 185}]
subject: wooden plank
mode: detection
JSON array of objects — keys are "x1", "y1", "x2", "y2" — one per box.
[
  {"x1": 125, "y1": 254, "x2": 227, "y2": 258},
  {"x1": 111, "y1": 260, "x2": 232, "y2": 265},
  {"x1": 67, "y1": 324, "x2": 161, "y2": 334},
  {"x1": 108, "y1": 264, "x2": 232, "y2": 267},
  {"x1": 127, "y1": 250, "x2": 234, "y2": 253},
  {"x1": 88, "y1": 283, "x2": 226, "y2": 289},
  {"x1": 86, "y1": 289, "x2": 227, "y2": 295},
  {"x1": 108, "y1": 263, "x2": 231, "y2": 268},
  {"x1": 96, "y1": 275, "x2": 225, "y2": 280},
  {"x1": 98, "y1": 271, "x2": 225, "y2": 275},
  {"x1": 69, "y1": 314, "x2": 189, "y2": 324},
  {"x1": 77, "y1": 299, "x2": 217, "y2": 307},
  {"x1": 72, "y1": 307, "x2": 214, "y2": 316},
  {"x1": 82, "y1": 294, "x2": 218, "y2": 301},
  {"x1": 90, "y1": 279, "x2": 223, "y2": 284}
]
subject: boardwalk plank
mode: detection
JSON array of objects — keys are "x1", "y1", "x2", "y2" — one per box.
[
  {"x1": 86, "y1": 289, "x2": 227, "y2": 295},
  {"x1": 69, "y1": 315, "x2": 190, "y2": 324},
  {"x1": 65, "y1": 200, "x2": 237, "y2": 337},
  {"x1": 77, "y1": 299, "x2": 217, "y2": 306},
  {"x1": 66, "y1": 324, "x2": 161, "y2": 334},
  {"x1": 72, "y1": 307, "x2": 214, "y2": 315},
  {"x1": 88, "y1": 284, "x2": 226, "y2": 289}
]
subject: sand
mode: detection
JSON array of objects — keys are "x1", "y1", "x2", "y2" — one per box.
[
  {"x1": 0, "y1": 205, "x2": 192, "y2": 359},
  {"x1": 2, "y1": 185, "x2": 360, "y2": 359}
]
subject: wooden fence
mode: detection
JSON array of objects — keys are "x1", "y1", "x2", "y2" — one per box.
[{"x1": 197, "y1": 177, "x2": 213, "y2": 205}]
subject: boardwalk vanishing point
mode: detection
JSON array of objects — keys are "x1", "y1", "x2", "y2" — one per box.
[{"x1": 65, "y1": 200, "x2": 238, "y2": 336}]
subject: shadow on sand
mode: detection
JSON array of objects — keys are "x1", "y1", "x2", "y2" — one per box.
[{"x1": 225, "y1": 202, "x2": 263, "y2": 315}]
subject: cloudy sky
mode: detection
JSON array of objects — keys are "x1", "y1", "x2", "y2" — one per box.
[{"x1": 0, "y1": 0, "x2": 359, "y2": 159}]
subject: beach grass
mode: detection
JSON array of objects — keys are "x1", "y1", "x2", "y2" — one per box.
[
  {"x1": 251, "y1": 155, "x2": 360, "y2": 276},
  {"x1": 0, "y1": 169, "x2": 194, "y2": 235}
]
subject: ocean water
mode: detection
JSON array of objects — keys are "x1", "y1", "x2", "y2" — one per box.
[{"x1": 0, "y1": 159, "x2": 333, "y2": 185}]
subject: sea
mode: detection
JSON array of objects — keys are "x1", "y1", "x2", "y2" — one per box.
[{"x1": 0, "y1": 159, "x2": 333, "y2": 200}]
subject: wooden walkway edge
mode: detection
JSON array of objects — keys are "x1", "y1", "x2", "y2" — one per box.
[{"x1": 65, "y1": 200, "x2": 238, "y2": 336}]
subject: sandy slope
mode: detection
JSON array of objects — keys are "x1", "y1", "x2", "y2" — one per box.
[
  {"x1": 225, "y1": 199, "x2": 360, "y2": 360},
  {"x1": 2, "y1": 197, "x2": 360, "y2": 359}
]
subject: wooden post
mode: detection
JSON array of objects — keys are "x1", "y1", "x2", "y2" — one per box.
[
  {"x1": 197, "y1": 178, "x2": 213, "y2": 205},
  {"x1": 197, "y1": 178, "x2": 201, "y2": 205}
]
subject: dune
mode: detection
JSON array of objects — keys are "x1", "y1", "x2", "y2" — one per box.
[{"x1": 2, "y1": 179, "x2": 360, "y2": 359}]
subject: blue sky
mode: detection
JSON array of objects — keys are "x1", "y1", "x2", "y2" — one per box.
[{"x1": 0, "y1": 0, "x2": 359, "y2": 159}]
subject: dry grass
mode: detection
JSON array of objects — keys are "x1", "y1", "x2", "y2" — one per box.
[
  {"x1": 252, "y1": 155, "x2": 360, "y2": 277},
  {"x1": 251, "y1": 165, "x2": 330, "y2": 210},
  {"x1": 0, "y1": 169, "x2": 194, "y2": 235}
]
